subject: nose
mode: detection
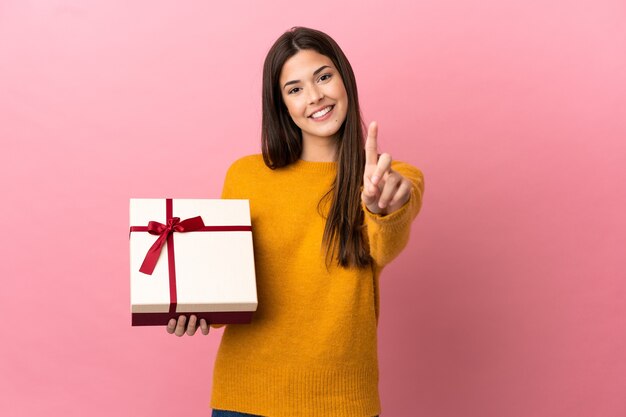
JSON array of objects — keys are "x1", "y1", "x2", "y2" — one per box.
[{"x1": 307, "y1": 84, "x2": 324, "y2": 104}]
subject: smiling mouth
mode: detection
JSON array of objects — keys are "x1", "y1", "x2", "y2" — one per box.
[{"x1": 309, "y1": 105, "x2": 334, "y2": 119}]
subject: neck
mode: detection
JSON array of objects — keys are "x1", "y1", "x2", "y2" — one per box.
[{"x1": 300, "y1": 134, "x2": 338, "y2": 162}]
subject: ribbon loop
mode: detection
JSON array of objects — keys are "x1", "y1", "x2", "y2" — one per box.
[{"x1": 139, "y1": 216, "x2": 205, "y2": 275}]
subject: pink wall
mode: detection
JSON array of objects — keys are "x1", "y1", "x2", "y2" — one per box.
[{"x1": 1, "y1": 0, "x2": 625, "y2": 416}]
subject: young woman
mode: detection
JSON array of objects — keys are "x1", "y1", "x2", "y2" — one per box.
[{"x1": 166, "y1": 27, "x2": 425, "y2": 417}]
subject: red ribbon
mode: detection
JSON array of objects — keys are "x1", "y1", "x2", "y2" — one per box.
[
  {"x1": 137, "y1": 216, "x2": 206, "y2": 275},
  {"x1": 130, "y1": 198, "x2": 252, "y2": 313}
]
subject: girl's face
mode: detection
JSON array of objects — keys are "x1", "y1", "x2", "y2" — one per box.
[{"x1": 279, "y1": 49, "x2": 348, "y2": 144}]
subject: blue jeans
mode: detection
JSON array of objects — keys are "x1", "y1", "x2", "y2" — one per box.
[
  {"x1": 212, "y1": 410, "x2": 262, "y2": 417},
  {"x1": 212, "y1": 409, "x2": 379, "y2": 417}
]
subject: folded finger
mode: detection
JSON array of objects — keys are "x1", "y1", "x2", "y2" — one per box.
[
  {"x1": 361, "y1": 175, "x2": 379, "y2": 206},
  {"x1": 388, "y1": 180, "x2": 412, "y2": 210},
  {"x1": 200, "y1": 319, "x2": 209, "y2": 335},
  {"x1": 377, "y1": 173, "x2": 401, "y2": 209},
  {"x1": 371, "y1": 153, "x2": 392, "y2": 185},
  {"x1": 166, "y1": 318, "x2": 176, "y2": 334},
  {"x1": 186, "y1": 315, "x2": 198, "y2": 336},
  {"x1": 175, "y1": 315, "x2": 187, "y2": 337}
]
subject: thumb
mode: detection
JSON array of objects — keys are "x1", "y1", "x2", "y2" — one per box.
[{"x1": 361, "y1": 175, "x2": 379, "y2": 207}]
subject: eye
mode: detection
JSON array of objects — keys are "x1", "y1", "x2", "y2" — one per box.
[
  {"x1": 319, "y1": 73, "x2": 332, "y2": 82},
  {"x1": 288, "y1": 87, "x2": 301, "y2": 95}
]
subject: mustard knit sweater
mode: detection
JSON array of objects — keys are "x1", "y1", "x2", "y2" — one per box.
[{"x1": 210, "y1": 154, "x2": 424, "y2": 417}]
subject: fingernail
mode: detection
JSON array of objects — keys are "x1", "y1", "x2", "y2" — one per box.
[{"x1": 371, "y1": 175, "x2": 379, "y2": 184}]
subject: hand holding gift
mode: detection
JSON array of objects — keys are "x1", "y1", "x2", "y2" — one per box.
[
  {"x1": 165, "y1": 314, "x2": 210, "y2": 337},
  {"x1": 129, "y1": 199, "x2": 258, "y2": 327}
]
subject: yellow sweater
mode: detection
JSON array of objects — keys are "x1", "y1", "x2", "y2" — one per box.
[{"x1": 210, "y1": 154, "x2": 424, "y2": 417}]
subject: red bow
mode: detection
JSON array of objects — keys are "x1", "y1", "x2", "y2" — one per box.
[{"x1": 140, "y1": 216, "x2": 205, "y2": 275}]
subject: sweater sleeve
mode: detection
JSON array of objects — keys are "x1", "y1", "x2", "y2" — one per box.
[
  {"x1": 362, "y1": 160, "x2": 425, "y2": 268},
  {"x1": 220, "y1": 159, "x2": 239, "y2": 199}
]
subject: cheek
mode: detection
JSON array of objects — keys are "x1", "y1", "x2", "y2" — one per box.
[
  {"x1": 284, "y1": 99, "x2": 303, "y2": 118},
  {"x1": 281, "y1": 97, "x2": 291, "y2": 115},
  {"x1": 336, "y1": 98, "x2": 349, "y2": 124},
  {"x1": 333, "y1": 86, "x2": 348, "y2": 121}
]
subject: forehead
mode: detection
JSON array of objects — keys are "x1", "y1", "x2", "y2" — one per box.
[{"x1": 279, "y1": 49, "x2": 335, "y2": 83}]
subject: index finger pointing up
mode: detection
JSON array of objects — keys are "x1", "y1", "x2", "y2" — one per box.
[{"x1": 365, "y1": 121, "x2": 379, "y2": 166}]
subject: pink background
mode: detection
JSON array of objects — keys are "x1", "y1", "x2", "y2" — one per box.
[{"x1": 1, "y1": 0, "x2": 625, "y2": 416}]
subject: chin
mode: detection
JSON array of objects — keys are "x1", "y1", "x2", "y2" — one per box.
[{"x1": 310, "y1": 122, "x2": 343, "y2": 137}]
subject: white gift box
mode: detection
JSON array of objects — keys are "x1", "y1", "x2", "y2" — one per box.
[{"x1": 129, "y1": 198, "x2": 257, "y2": 326}]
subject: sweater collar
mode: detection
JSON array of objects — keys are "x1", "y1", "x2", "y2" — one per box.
[{"x1": 286, "y1": 158, "x2": 337, "y2": 175}]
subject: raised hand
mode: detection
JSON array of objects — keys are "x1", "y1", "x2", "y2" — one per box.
[
  {"x1": 361, "y1": 121, "x2": 412, "y2": 215},
  {"x1": 166, "y1": 314, "x2": 210, "y2": 337}
]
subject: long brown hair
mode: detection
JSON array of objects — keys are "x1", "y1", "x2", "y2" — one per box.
[{"x1": 261, "y1": 26, "x2": 371, "y2": 268}]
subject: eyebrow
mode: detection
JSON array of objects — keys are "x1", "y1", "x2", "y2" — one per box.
[{"x1": 282, "y1": 65, "x2": 331, "y2": 90}]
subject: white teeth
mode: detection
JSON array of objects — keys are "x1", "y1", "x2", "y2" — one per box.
[{"x1": 311, "y1": 106, "x2": 333, "y2": 118}]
